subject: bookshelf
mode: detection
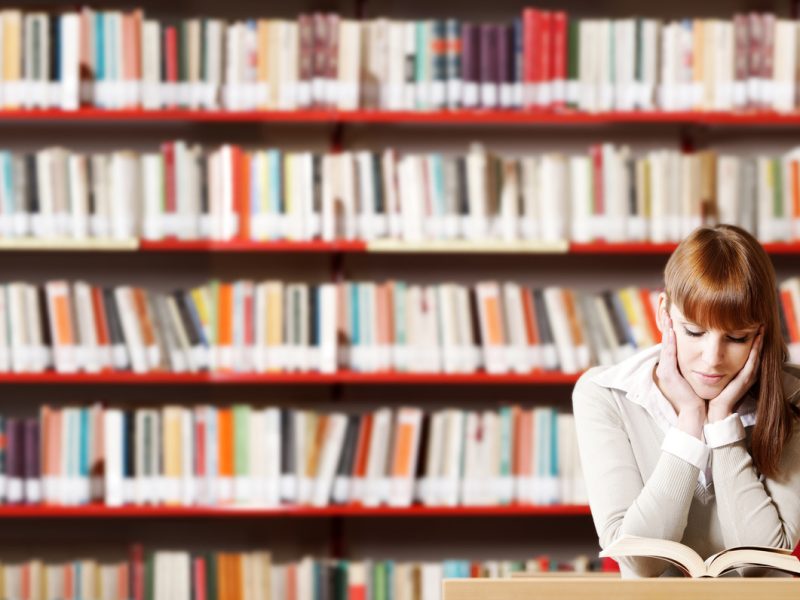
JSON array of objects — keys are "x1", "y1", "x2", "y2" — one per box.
[{"x1": 6, "y1": 0, "x2": 800, "y2": 594}]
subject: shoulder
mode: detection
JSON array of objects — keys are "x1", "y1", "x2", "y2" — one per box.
[
  {"x1": 780, "y1": 362, "x2": 800, "y2": 407},
  {"x1": 572, "y1": 366, "x2": 620, "y2": 414}
]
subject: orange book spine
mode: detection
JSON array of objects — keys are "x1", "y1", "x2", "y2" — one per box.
[
  {"x1": 91, "y1": 287, "x2": 110, "y2": 367},
  {"x1": 239, "y1": 150, "x2": 251, "y2": 241},
  {"x1": 639, "y1": 288, "x2": 660, "y2": 345},
  {"x1": 391, "y1": 412, "x2": 416, "y2": 477},
  {"x1": 217, "y1": 283, "x2": 234, "y2": 359},
  {"x1": 218, "y1": 408, "x2": 234, "y2": 480},
  {"x1": 306, "y1": 415, "x2": 329, "y2": 480},
  {"x1": 484, "y1": 295, "x2": 504, "y2": 346},
  {"x1": 562, "y1": 289, "x2": 584, "y2": 346},
  {"x1": 133, "y1": 288, "x2": 156, "y2": 349},
  {"x1": 781, "y1": 289, "x2": 800, "y2": 343},
  {"x1": 351, "y1": 413, "x2": 373, "y2": 482},
  {"x1": 520, "y1": 288, "x2": 540, "y2": 347}
]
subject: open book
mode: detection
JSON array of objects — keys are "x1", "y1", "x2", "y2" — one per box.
[{"x1": 599, "y1": 535, "x2": 800, "y2": 578}]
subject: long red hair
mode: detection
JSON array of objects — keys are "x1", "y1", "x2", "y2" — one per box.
[{"x1": 664, "y1": 225, "x2": 799, "y2": 479}]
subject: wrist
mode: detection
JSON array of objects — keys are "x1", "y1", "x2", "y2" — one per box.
[
  {"x1": 677, "y1": 406, "x2": 706, "y2": 440},
  {"x1": 707, "y1": 404, "x2": 733, "y2": 423}
]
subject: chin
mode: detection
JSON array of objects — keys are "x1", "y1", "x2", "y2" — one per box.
[{"x1": 690, "y1": 380, "x2": 726, "y2": 401}]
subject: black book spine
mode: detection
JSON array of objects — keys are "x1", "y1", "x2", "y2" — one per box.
[
  {"x1": 371, "y1": 152, "x2": 384, "y2": 214},
  {"x1": 456, "y1": 156, "x2": 468, "y2": 215},
  {"x1": 199, "y1": 153, "x2": 209, "y2": 216},
  {"x1": 310, "y1": 285, "x2": 320, "y2": 348},
  {"x1": 124, "y1": 410, "x2": 135, "y2": 482},
  {"x1": 25, "y1": 419, "x2": 39, "y2": 497},
  {"x1": 173, "y1": 291, "x2": 201, "y2": 347},
  {"x1": 182, "y1": 291, "x2": 209, "y2": 348},
  {"x1": 281, "y1": 409, "x2": 295, "y2": 481},
  {"x1": 533, "y1": 288, "x2": 554, "y2": 347},
  {"x1": 25, "y1": 154, "x2": 38, "y2": 215},
  {"x1": 103, "y1": 288, "x2": 124, "y2": 349},
  {"x1": 468, "y1": 287, "x2": 482, "y2": 347},
  {"x1": 6, "y1": 418, "x2": 19, "y2": 504},
  {"x1": 50, "y1": 15, "x2": 60, "y2": 82},
  {"x1": 602, "y1": 291, "x2": 631, "y2": 348},
  {"x1": 332, "y1": 415, "x2": 358, "y2": 503}
]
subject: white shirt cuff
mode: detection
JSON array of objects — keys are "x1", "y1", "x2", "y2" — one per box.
[
  {"x1": 703, "y1": 413, "x2": 746, "y2": 448},
  {"x1": 661, "y1": 427, "x2": 709, "y2": 470}
]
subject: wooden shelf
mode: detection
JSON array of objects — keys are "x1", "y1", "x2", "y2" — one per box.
[
  {"x1": 0, "y1": 370, "x2": 582, "y2": 385},
  {"x1": 4, "y1": 108, "x2": 800, "y2": 126},
  {"x1": 0, "y1": 504, "x2": 592, "y2": 518}
]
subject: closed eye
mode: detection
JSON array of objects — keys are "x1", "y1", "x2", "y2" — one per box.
[{"x1": 682, "y1": 327, "x2": 749, "y2": 343}]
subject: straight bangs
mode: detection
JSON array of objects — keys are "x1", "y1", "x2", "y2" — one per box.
[{"x1": 666, "y1": 235, "x2": 763, "y2": 333}]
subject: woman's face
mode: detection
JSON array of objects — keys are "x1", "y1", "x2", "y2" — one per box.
[{"x1": 660, "y1": 300, "x2": 760, "y2": 400}]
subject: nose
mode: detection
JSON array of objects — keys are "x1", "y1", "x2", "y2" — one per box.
[{"x1": 701, "y1": 336, "x2": 725, "y2": 369}]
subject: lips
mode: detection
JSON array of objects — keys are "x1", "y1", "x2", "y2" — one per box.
[{"x1": 695, "y1": 371, "x2": 724, "y2": 383}]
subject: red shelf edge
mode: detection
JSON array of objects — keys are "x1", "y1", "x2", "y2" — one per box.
[
  {"x1": 4, "y1": 108, "x2": 800, "y2": 125},
  {"x1": 0, "y1": 370, "x2": 582, "y2": 385},
  {"x1": 0, "y1": 504, "x2": 592, "y2": 517}
]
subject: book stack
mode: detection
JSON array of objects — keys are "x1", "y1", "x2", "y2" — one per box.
[
  {"x1": 0, "y1": 8, "x2": 795, "y2": 113},
  {"x1": 0, "y1": 403, "x2": 586, "y2": 508},
  {"x1": 0, "y1": 278, "x2": 669, "y2": 375},
  {"x1": 5, "y1": 142, "x2": 800, "y2": 245},
  {"x1": 0, "y1": 549, "x2": 602, "y2": 600}
]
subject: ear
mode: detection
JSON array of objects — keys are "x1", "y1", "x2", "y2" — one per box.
[{"x1": 656, "y1": 292, "x2": 669, "y2": 334}]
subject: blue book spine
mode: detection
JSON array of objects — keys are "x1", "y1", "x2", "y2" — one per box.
[
  {"x1": 80, "y1": 408, "x2": 89, "y2": 500},
  {"x1": 184, "y1": 291, "x2": 209, "y2": 348},
  {"x1": 351, "y1": 284, "x2": 360, "y2": 362},
  {"x1": 268, "y1": 150, "x2": 282, "y2": 215},
  {"x1": 95, "y1": 13, "x2": 104, "y2": 81}
]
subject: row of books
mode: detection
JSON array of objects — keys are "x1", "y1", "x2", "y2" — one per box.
[
  {"x1": 0, "y1": 8, "x2": 795, "y2": 113},
  {"x1": 7, "y1": 142, "x2": 800, "y2": 244},
  {"x1": 0, "y1": 403, "x2": 585, "y2": 508},
  {"x1": 0, "y1": 279, "x2": 664, "y2": 375},
  {"x1": 0, "y1": 550, "x2": 601, "y2": 600}
]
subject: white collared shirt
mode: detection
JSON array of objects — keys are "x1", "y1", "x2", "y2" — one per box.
[{"x1": 591, "y1": 344, "x2": 755, "y2": 488}]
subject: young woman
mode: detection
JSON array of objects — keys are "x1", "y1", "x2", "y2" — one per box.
[{"x1": 573, "y1": 224, "x2": 800, "y2": 578}]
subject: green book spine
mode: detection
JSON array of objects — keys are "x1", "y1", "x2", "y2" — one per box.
[
  {"x1": 206, "y1": 552, "x2": 218, "y2": 600},
  {"x1": 145, "y1": 552, "x2": 155, "y2": 600},
  {"x1": 567, "y1": 19, "x2": 579, "y2": 107},
  {"x1": 499, "y1": 406, "x2": 512, "y2": 505},
  {"x1": 374, "y1": 562, "x2": 386, "y2": 600},
  {"x1": 233, "y1": 405, "x2": 250, "y2": 481}
]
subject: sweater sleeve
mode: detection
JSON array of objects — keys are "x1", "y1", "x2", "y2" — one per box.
[
  {"x1": 572, "y1": 370, "x2": 700, "y2": 578},
  {"x1": 711, "y1": 410, "x2": 800, "y2": 551}
]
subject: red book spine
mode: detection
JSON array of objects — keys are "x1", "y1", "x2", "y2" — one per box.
[
  {"x1": 196, "y1": 415, "x2": 206, "y2": 478},
  {"x1": 91, "y1": 286, "x2": 111, "y2": 370},
  {"x1": 165, "y1": 26, "x2": 178, "y2": 108},
  {"x1": 118, "y1": 564, "x2": 129, "y2": 600},
  {"x1": 162, "y1": 142, "x2": 176, "y2": 226},
  {"x1": 228, "y1": 145, "x2": 243, "y2": 240},
  {"x1": 130, "y1": 543, "x2": 145, "y2": 600},
  {"x1": 639, "y1": 288, "x2": 660, "y2": 344},
  {"x1": 539, "y1": 11, "x2": 552, "y2": 108},
  {"x1": 522, "y1": 8, "x2": 538, "y2": 109},
  {"x1": 780, "y1": 289, "x2": 799, "y2": 343},
  {"x1": 590, "y1": 144, "x2": 604, "y2": 216},
  {"x1": 552, "y1": 11, "x2": 567, "y2": 109},
  {"x1": 194, "y1": 556, "x2": 207, "y2": 600}
]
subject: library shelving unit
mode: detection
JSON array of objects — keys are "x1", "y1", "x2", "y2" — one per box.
[{"x1": 13, "y1": 0, "x2": 800, "y2": 584}]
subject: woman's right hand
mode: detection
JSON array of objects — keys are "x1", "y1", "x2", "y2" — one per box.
[{"x1": 654, "y1": 316, "x2": 706, "y2": 438}]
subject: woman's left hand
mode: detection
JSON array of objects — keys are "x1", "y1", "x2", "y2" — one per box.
[{"x1": 707, "y1": 326, "x2": 764, "y2": 422}]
